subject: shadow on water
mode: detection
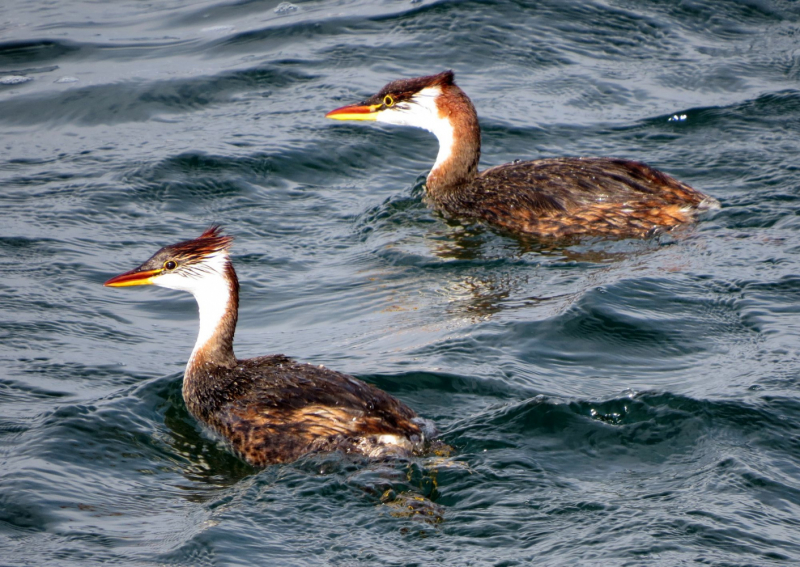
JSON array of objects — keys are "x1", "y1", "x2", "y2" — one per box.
[{"x1": 141, "y1": 373, "x2": 459, "y2": 525}]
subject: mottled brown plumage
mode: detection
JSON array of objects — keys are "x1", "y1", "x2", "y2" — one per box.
[
  {"x1": 442, "y1": 157, "x2": 709, "y2": 239},
  {"x1": 326, "y1": 70, "x2": 719, "y2": 239},
  {"x1": 105, "y1": 228, "x2": 430, "y2": 467},
  {"x1": 186, "y1": 355, "x2": 422, "y2": 466}
]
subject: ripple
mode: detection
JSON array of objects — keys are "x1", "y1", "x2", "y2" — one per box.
[{"x1": 3, "y1": 0, "x2": 800, "y2": 564}]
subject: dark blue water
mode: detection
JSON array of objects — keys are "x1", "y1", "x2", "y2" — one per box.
[{"x1": 2, "y1": 0, "x2": 800, "y2": 564}]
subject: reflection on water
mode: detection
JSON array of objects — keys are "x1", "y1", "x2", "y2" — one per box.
[{"x1": 423, "y1": 223, "x2": 691, "y2": 320}]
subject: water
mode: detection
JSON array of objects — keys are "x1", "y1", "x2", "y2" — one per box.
[{"x1": 2, "y1": 0, "x2": 800, "y2": 564}]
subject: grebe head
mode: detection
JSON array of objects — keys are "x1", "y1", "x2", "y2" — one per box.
[
  {"x1": 104, "y1": 226, "x2": 233, "y2": 293},
  {"x1": 105, "y1": 226, "x2": 239, "y2": 368},
  {"x1": 325, "y1": 70, "x2": 457, "y2": 132},
  {"x1": 325, "y1": 70, "x2": 480, "y2": 194}
]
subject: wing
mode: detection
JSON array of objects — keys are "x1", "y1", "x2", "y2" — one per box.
[
  {"x1": 209, "y1": 356, "x2": 422, "y2": 466},
  {"x1": 450, "y1": 158, "x2": 716, "y2": 238}
]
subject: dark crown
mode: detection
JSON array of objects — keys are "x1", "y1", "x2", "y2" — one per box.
[{"x1": 362, "y1": 70, "x2": 455, "y2": 106}]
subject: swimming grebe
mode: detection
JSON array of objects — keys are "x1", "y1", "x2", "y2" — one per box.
[
  {"x1": 104, "y1": 227, "x2": 429, "y2": 466},
  {"x1": 326, "y1": 70, "x2": 719, "y2": 239}
]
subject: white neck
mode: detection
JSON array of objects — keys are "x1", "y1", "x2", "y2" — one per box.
[
  {"x1": 376, "y1": 85, "x2": 455, "y2": 177},
  {"x1": 153, "y1": 251, "x2": 233, "y2": 367},
  {"x1": 188, "y1": 273, "x2": 231, "y2": 368}
]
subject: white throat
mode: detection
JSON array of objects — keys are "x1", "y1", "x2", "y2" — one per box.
[
  {"x1": 153, "y1": 251, "x2": 232, "y2": 367},
  {"x1": 376, "y1": 85, "x2": 455, "y2": 176}
]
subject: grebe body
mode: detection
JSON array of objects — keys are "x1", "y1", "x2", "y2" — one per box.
[
  {"x1": 326, "y1": 71, "x2": 718, "y2": 239},
  {"x1": 105, "y1": 228, "x2": 428, "y2": 467}
]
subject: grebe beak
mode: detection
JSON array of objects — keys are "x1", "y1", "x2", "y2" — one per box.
[
  {"x1": 325, "y1": 103, "x2": 380, "y2": 121},
  {"x1": 104, "y1": 267, "x2": 161, "y2": 287}
]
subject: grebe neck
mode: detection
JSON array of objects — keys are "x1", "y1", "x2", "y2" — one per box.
[
  {"x1": 378, "y1": 84, "x2": 482, "y2": 202},
  {"x1": 184, "y1": 254, "x2": 239, "y2": 373}
]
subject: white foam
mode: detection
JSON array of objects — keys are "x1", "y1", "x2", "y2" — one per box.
[
  {"x1": 201, "y1": 25, "x2": 235, "y2": 33},
  {"x1": 274, "y1": 2, "x2": 298, "y2": 14},
  {"x1": 0, "y1": 75, "x2": 31, "y2": 85}
]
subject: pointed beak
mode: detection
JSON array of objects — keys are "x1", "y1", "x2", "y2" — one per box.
[
  {"x1": 325, "y1": 103, "x2": 380, "y2": 121},
  {"x1": 104, "y1": 268, "x2": 161, "y2": 287}
]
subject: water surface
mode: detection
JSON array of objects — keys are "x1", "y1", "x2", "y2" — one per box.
[{"x1": 2, "y1": 0, "x2": 800, "y2": 564}]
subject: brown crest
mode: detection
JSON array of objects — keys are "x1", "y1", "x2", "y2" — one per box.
[
  {"x1": 166, "y1": 226, "x2": 234, "y2": 262},
  {"x1": 365, "y1": 70, "x2": 456, "y2": 106}
]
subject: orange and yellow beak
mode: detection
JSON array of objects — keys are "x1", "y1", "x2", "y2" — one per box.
[
  {"x1": 104, "y1": 268, "x2": 161, "y2": 287},
  {"x1": 325, "y1": 104, "x2": 380, "y2": 121}
]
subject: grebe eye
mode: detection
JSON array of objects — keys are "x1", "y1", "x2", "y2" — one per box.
[
  {"x1": 383, "y1": 94, "x2": 395, "y2": 107},
  {"x1": 164, "y1": 260, "x2": 177, "y2": 270}
]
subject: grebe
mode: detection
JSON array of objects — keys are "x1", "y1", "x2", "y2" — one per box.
[
  {"x1": 326, "y1": 70, "x2": 719, "y2": 239},
  {"x1": 104, "y1": 227, "x2": 430, "y2": 467}
]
